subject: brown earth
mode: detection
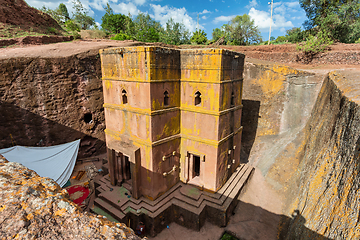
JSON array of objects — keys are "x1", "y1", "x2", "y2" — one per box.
[
  {"x1": 2, "y1": 40, "x2": 360, "y2": 70},
  {"x1": 222, "y1": 43, "x2": 360, "y2": 68},
  {"x1": 0, "y1": 0, "x2": 63, "y2": 37}
]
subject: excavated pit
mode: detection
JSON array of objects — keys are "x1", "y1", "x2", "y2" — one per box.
[{"x1": 0, "y1": 45, "x2": 359, "y2": 239}]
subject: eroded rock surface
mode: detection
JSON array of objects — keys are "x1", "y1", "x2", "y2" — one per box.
[
  {"x1": 0, "y1": 155, "x2": 140, "y2": 239},
  {"x1": 279, "y1": 72, "x2": 360, "y2": 239},
  {"x1": 0, "y1": 51, "x2": 105, "y2": 158}
]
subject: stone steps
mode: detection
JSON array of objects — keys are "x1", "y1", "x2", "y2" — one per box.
[
  {"x1": 91, "y1": 163, "x2": 254, "y2": 236},
  {"x1": 94, "y1": 198, "x2": 125, "y2": 222}
]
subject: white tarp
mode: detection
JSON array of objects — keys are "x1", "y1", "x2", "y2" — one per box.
[{"x1": 0, "y1": 139, "x2": 80, "y2": 187}]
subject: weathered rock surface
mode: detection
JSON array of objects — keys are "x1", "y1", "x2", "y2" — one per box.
[
  {"x1": 242, "y1": 59, "x2": 360, "y2": 239},
  {"x1": 0, "y1": 155, "x2": 141, "y2": 239},
  {"x1": 0, "y1": 50, "x2": 105, "y2": 158},
  {"x1": 279, "y1": 71, "x2": 360, "y2": 239},
  {"x1": 0, "y1": 41, "x2": 160, "y2": 158}
]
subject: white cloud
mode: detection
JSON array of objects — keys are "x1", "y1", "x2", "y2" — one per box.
[
  {"x1": 133, "y1": 0, "x2": 146, "y2": 6},
  {"x1": 246, "y1": 0, "x2": 258, "y2": 8},
  {"x1": 248, "y1": 7, "x2": 293, "y2": 30},
  {"x1": 150, "y1": 4, "x2": 198, "y2": 32},
  {"x1": 89, "y1": 0, "x2": 108, "y2": 11},
  {"x1": 215, "y1": 9, "x2": 218, "y2": 12},
  {"x1": 213, "y1": 15, "x2": 235, "y2": 24},
  {"x1": 113, "y1": 2, "x2": 140, "y2": 16},
  {"x1": 26, "y1": 0, "x2": 67, "y2": 9},
  {"x1": 285, "y1": 1, "x2": 299, "y2": 8},
  {"x1": 202, "y1": 16, "x2": 207, "y2": 20},
  {"x1": 26, "y1": 0, "x2": 97, "y2": 17},
  {"x1": 200, "y1": 9, "x2": 211, "y2": 14}
]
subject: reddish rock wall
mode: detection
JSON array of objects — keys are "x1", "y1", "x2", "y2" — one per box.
[{"x1": 0, "y1": 50, "x2": 106, "y2": 158}]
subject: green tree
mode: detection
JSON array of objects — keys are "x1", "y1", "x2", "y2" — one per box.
[
  {"x1": 72, "y1": 0, "x2": 95, "y2": 30},
  {"x1": 299, "y1": 0, "x2": 342, "y2": 30},
  {"x1": 40, "y1": 4, "x2": 69, "y2": 24},
  {"x1": 300, "y1": 0, "x2": 360, "y2": 43},
  {"x1": 190, "y1": 29, "x2": 207, "y2": 44},
  {"x1": 224, "y1": 14, "x2": 262, "y2": 45},
  {"x1": 160, "y1": 18, "x2": 190, "y2": 45},
  {"x1": 134, "y1": 13, "x2": 162, "y2": 42},
  {"x1": 285, "y1": 27, "x2": 306, "y2": 43},
  {"x1": 321, "y1": 2, "x2": 360, "y2": 43},
  {"x1": 212, "y1": 26, "x2": 226, "y2": 41},
  {"x1": 65, "y1": 19, "x2": 80, "y2": 32},
  {"x1": 101, "y1": 3, "x2": 132, "y2": 34},
  {"x1": 58, "y1": 3, "x2": 70, "y2": 21},
  {"x1": 124, "y1": 13, "x2": 135, "y2": 36}
]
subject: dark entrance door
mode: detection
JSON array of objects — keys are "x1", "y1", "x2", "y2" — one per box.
[
  {"x1": 115, "y1": 152, "x2": 132, "y2": 189},
  {"x1": 193, "y1": 155, "x2": 200, "y2": 177},
  {"x1": 107, "y1": 148, "x2": 140, "y2": 199}
]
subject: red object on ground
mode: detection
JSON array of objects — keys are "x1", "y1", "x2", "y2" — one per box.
[{"x1": 66, "y1": 185, "x2": 90, "y2": 205}]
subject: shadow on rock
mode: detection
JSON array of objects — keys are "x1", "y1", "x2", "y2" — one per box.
[{"x1": 240, "y1": 99, "x2": 261, "y2": 163}]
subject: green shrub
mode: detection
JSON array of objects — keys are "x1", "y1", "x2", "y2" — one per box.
[
  {"x1": 356, "y1": 38, "x2": 360, "y2": 43},
  {"x1": 190, "y1": 29, "x2": 207, "y2": 45},
  {"x1": 72, "y1": 32, "x2": 81, "y2": 39},
  {"x1": 65, "y1": 20, "x2": 80, "y2": 32},
  {"x1": 47, "y1": 27, "x2": 58, "y2": 34},
  {"x1": 286, "y1": 27, "x2": 306, "y2": 43},
  {"x1": 275, "y1": 36, "x2": 286, "y2": 43},
  {"x1": 297, "y1": 30, "x2": 333, "y2": 54},
  {"x1": 111, "y1": 32, "x2": 132, "y2": 40}
]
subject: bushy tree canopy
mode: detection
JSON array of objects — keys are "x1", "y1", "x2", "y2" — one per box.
[
  {"x1": 160, "y1": 18, "x2": 190, "y2": 45},
  {"x1": 300, "y1": 0, "x2": 360, "y2": 43},
  {"x1": 40, "y1": 4, "x2": 69, "y2": 24},
  {"x1": 58, "y1": 3, "x2": 70, "y2": 21},
  {"x1": 133, "y1": 13, "x2": 162, "y2": 42},
  {"x1": 101, "y1": 3, "x2": 132, "y2": 34},
  {"x1": 72, "y1": 0, "x2": 95, "y2": 30},
  {"x1": 191, "y1": 29, "x2": 207, "y2": 44},
  {"x1": 211, "y1": 14, "x2": 261, "y2": 45},
  {"x1": 285, "y1": 27, "x2": 306, "y2": 43},
  {"x1": 225, "y1": 14, "x2": 262, "y2": 45},
  {"x1": 212, "y1": 26, "x2": 227, "y2": 42}
]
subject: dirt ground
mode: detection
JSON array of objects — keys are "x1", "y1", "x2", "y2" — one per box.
[
  {"x1": 150, "y1": 168, "x2": 283, "y2": 240},
  {"x1": 2, "y1": 39, "x2": 360, "y2": 71}
]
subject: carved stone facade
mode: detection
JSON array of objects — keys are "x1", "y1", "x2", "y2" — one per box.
[{"x1": 100, "y1": 46, "x2": 244, "y2": 200}]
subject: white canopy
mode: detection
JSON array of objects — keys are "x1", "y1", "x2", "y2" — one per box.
[{"x1": 0, "y1": 139, "x2": 80, "y2": 187}]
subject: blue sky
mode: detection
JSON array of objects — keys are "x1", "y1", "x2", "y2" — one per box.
[{"x1": 26, "y1": 0, "x2": 308, "y2": 41}]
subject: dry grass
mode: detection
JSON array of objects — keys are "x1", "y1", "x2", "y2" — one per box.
[
  {"x1": 0, "y1": 23, "x2": 68, "y2": 39},
  {"x1": 80, "y1": 30, "x2": 107, "y2": 39}
]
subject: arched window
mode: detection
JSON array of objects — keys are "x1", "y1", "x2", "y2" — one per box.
[
  {"x1": 122, "y1": 89, "x2": 128, "y2": 104},
  {"x1": 195, "y1": 91, "x2": 201, "y2": 106},
  {"x1": 164, "y1": 91, "x2": 169, "y2": 106},
  {"x1": 231, "y1": 91, "x2": 235, "y2": 106}
]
